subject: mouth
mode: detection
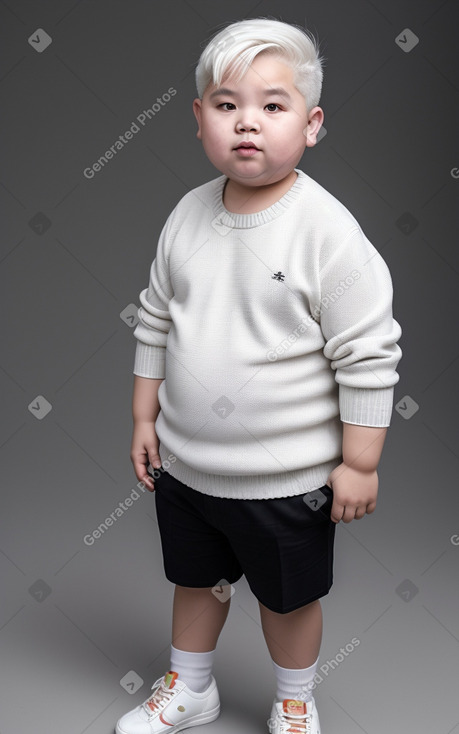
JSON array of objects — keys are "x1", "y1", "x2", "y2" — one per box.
[
  {"x1": 234, "y1": 141, "x2": 260, "y2": 150},
  {"x1": 234, "y1": 142, "x2": 260, "y2": 157}
]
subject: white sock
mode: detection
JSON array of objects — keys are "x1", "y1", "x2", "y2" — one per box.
[
  {"x1": 169, "y1": 644, "x2": 216, "y2": 693},
  {"x1": 271, "y1": 656, "x2": 319, "y2": 703}
]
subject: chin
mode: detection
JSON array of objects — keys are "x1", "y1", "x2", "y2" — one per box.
[{"x1": 231, "y1": 175, "x2": 269, "y2": 185}]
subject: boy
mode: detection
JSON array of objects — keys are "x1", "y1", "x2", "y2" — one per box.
[{"x1": 116, "y1": 16, "x2": 402, "y2": 734}]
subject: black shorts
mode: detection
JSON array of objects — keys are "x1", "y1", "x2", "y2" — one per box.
[{"x1": 153, "y1": 470, "x2": 336, "y2": 614}]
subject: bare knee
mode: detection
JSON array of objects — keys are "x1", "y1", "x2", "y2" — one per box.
[{"x1": 175, "y1": 584, "x2": 232, "y2": 603}]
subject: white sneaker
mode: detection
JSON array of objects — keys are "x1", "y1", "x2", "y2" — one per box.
[
  {"x1": 116, "y1": 670, "x2": 220, "y2": 734},
  {"x1": 268, "y1": 697, "x2": 321, "y2": 734}
]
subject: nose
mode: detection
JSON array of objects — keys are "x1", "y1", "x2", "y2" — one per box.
[{"x1": 236, "y1": 117, "x2": 260, "y2": 133}]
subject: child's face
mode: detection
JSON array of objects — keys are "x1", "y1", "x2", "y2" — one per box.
[{"x1": 193, "y1": 52, "x2": 323, "y2": 190}]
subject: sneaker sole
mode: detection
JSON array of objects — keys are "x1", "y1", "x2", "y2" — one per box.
[{"x1": 115, "y1": 702, "x2": 220, "y2": 734}]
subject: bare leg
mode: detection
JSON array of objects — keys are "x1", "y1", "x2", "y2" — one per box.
[
  {"x1": 171, "y1": 585, "x2": 231, "y2": 652},
  {"x1": 258, "y1": 599, "x2": 323, "y2": 668}
]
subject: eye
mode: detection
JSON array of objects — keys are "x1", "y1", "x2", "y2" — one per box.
[{"x1": 216, "y1": 102, "x2": 282, "y2": 112}]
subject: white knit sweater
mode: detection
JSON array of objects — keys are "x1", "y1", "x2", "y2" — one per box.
[{"x1": 133, "y1": 168, "x2": 402, "y2": 499}]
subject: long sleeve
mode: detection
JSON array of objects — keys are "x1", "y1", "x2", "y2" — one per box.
[
  {"x1": 319, "y1": 226, "x2": 402, "y2": 427},
  {"x1": 133, "y1": 211, "x2": 175, "y2": 379}
]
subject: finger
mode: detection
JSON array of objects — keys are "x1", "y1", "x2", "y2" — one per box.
[
  {"x1": 342, "y1": 506, "x2": 358, "y2": 523},
  {"x1": 132, "y1": 458, "x2": 155, "y2": 492},
  {"x1": 141, "y1": 472, "x2": 155, "y2": 492},
  {"x1": 132, "y1": 456, "x2": 147, "y2": 479},
  {"x1": 148, "y1": 452, "x2": 162, "y2": 470},
  {"x1": 330, "y1": 501, "x2": 344, "y2": 524}
]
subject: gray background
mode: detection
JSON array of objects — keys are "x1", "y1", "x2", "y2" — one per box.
[{"x1": 1, "y1": 0, "x2": 458, "y2": 732}]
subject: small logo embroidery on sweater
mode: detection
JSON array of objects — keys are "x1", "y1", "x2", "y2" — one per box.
[{"x1": 272, "y1": 271, "x2": 285, "y2": 281}]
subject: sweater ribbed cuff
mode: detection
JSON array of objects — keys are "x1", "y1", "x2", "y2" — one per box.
[
  {"x1": 339, "y1": 385, "x2": 394, "y2": 427},
  {"x1": 133, "y1": 342, "x2": 165, "y2": 379}
]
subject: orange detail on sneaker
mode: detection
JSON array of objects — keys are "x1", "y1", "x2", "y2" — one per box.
[
  {"x1": 283, "y1": 700, "x2": 307, "y2": 716},
  {"x1": 280, "y1": 699, "x2": 312, "y2": 733},
  {"x1": 146, "y1": 672, "x2": 178, "y2": 712},
  {"x1": 163, "y1": 671, "x2": 179, "y2": 689},
  {"x1": 159, "y1": 712, "x2": 174, "y2": 726}
]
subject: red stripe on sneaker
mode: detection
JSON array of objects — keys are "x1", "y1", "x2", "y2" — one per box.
[{"x1": 159, "y1": 712, "x2": 174, "y2": 726}]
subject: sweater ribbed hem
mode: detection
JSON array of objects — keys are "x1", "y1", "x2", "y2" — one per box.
[
  {"x1": 133, "y1": 342, "x2": 165, "y2": 379},
  {"x1": 158, "y1": 443, "x2": 341, "y2": 500},
  {"x1": 339, "y1": 385, "x2": 394, "y2": 427}
]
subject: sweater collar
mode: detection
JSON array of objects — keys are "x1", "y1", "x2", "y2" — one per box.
[{"x1": 212, "y1": 168, "x2": 306, "y2": 229}]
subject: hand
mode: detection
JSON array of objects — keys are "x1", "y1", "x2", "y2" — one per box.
[
  {"x1": 130, "y1": 420, "x2": 162, "y2": 492},
  {"x1": 326, "y1": 463, "x2": 378, "y2": 524}
]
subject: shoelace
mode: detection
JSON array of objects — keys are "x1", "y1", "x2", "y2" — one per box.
[
  {"x1": 279, "y1": 708, "x2": 313, "y2": 733},
  {"x1": 142, "y1": 679, "x2": 175, "y2": 714}
]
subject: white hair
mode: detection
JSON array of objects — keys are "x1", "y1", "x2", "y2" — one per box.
[{"x1": 195, "y1": 17, "x2": 325, "y2": 112}]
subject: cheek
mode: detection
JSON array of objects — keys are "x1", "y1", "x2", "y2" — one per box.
[
  {"x1": 204, "y1": 108, "x2": 225, "y2": 124},
  {"x1": 202, "y1": 114, "x2": 221, "y2": 134},
  {"x1": 202, "y1": 122, "x2": 227, "y2": 150},
  {"x1": 270, "y1": 124, "x2": 307, "y2": 154},
  {"x1": 269, "y1": 137, "x2": 304, "y2": 158}
]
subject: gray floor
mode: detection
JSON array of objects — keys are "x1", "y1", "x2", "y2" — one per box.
[
  {"x1": 1, "y1": 1, "x2": 458, "y2": 732},
  {"x1": 2, "y1": 455, "x2": 459, "y2": 734}
]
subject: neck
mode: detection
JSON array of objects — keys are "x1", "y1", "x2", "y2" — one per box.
[{"x1": 223, "y1": 170, "x2": 298, "y2": 214}]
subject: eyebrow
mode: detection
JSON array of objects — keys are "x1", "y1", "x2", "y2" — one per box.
[{"x1": 209, "y1": 87, "x2": 292, "y2": 101}]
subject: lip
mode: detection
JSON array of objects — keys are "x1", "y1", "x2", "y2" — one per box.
[
  {"x1": 234, "y1": 141, "x2": 260, "y2": 150},
  {"x1": 233, "y1": 141, "x2": 260, "y2": 157},
  {"x1": 235, "y1": 147, "x2": 259, "y2": 157}
]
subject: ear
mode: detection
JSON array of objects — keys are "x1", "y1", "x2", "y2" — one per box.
[
  {"x1": 304, "y1": 107, "x2": 324, "y2": 147},
  {"x1": 193, "y1": 98, "x2": 202, "y2": 140}
]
